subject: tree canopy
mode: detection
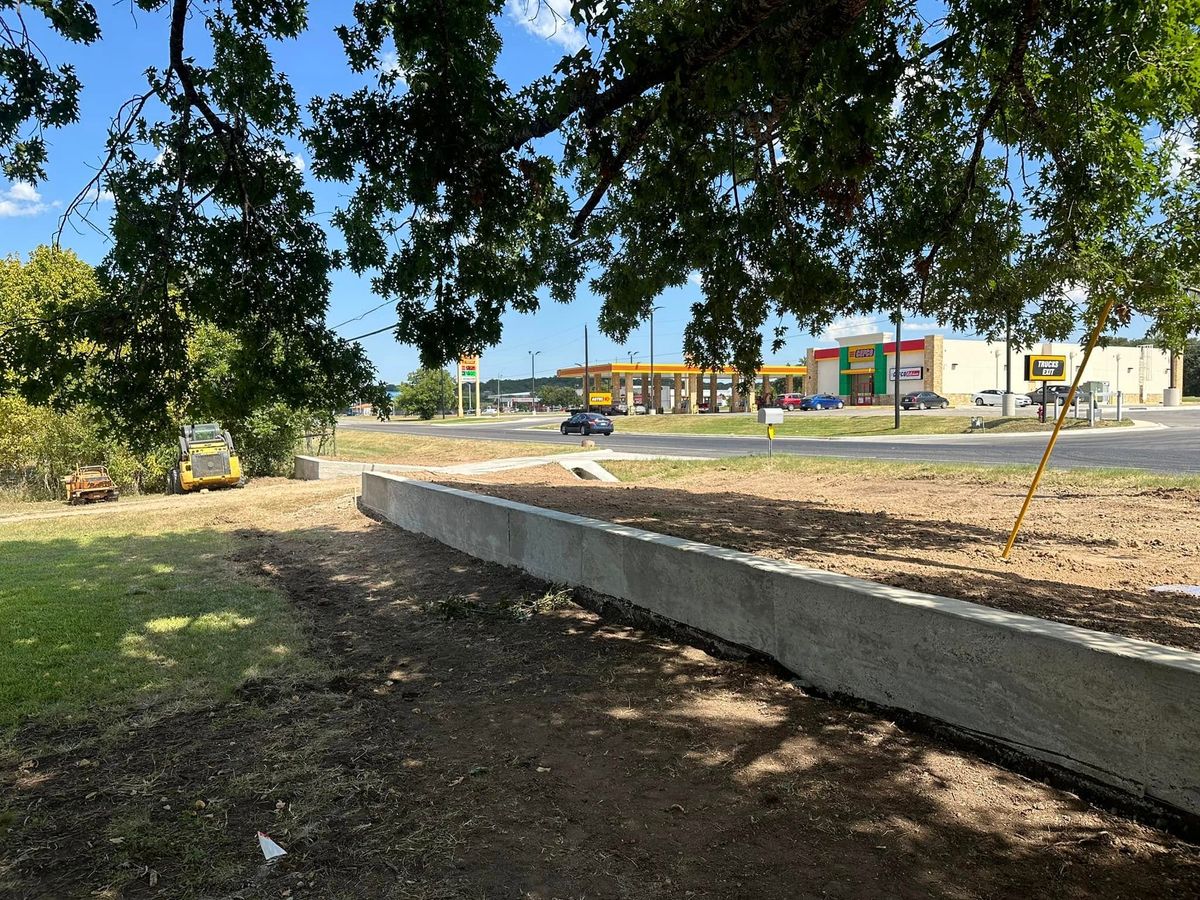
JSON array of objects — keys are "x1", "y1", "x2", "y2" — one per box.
[{"x1": 2, "y1": 0, "x2": 1198, "y2": 407}]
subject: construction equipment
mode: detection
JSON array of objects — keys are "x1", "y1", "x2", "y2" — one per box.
[
  {"x1": 63, "y1": 465, "x2": 120, "y2": 505},
  {"x1": 167, "y1": 423, "x2": 245, "y2": 494}
]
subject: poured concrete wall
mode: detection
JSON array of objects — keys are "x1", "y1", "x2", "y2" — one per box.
[
  {"x1": 361, "y1": 472, "x2": 1200, "y2": 819},
  {"x1": 294, "y1": 456, "x2": 421, "y2": 480}
]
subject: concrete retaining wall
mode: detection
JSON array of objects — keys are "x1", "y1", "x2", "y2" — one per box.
[
  {"x1": 361, "y1": 472, "x2": 1200, "y2": 820},
  {"x1": 294, "y1": 455, "x2": 423, "y2": 480}
]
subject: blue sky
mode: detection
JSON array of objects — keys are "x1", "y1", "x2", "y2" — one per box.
[{"x1": 1, "y1": 2, "x2": 1149, "y2": 388}]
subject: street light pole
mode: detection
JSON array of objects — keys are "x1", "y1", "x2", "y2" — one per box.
[
  {"x1": 893, "y1": 305, "x2": 901, "y2": 430},
  {"x1": 529, "y1": 350, "x2": 541, "y2": 415},
  {"x1": 649, "y1": 305, "x2": 662, "y2": 414},
  {"x1": 584, "y1": 325, "x2": 590, "y2": 413}
]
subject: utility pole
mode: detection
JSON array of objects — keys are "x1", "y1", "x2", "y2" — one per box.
[
  {"x1": 893, "y1": 305, "x2": 901, "y2": 430},
  {"x1": 584, "y1": 325, "x2": 590, "y2": 413},
  {"x1": 494, "y1": 373, "x2": 501, "y2": 412},
  {"x1": 1005, "y1": 320, "x2": 1013, "y2": 394},
  {"x1": 649, "y1": 305, "x2": 662, "y2": 413},
  {"x1": 529, "y1": 350, "x2": 541, "y2": 415}
]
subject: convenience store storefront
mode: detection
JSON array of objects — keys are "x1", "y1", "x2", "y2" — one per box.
[{"x1": 807, "y1": 334, "x2": 932, "y2": 406}]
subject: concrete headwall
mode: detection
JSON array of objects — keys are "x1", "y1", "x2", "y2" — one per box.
[
  {"x1": 294, "y1": 456, "x2": 422, "y2": 480},
  {"x1": 361, "y1": 472, "x2": 1200, "y2": 821}
]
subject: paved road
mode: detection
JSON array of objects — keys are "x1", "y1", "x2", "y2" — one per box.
[{"x1": 343, "y1": 408, "x2": 1200, "y2": 474}]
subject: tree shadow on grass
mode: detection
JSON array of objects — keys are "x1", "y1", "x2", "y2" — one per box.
[{"x1": 0, "y1": 530, "x2": 304, "y2": 725}]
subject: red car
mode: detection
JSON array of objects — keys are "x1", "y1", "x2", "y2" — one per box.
[{"x1": 777, "y1": 393, "x2": 806, "y2": 410}]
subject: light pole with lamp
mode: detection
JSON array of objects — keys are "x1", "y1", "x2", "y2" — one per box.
[
  {"x1": 1115, "y1": 352, "x2": 1121, "y2": 398},
  {"x1": 493, "y1": 373, "x2": 502, "y2": 413},
  {"x1": 529, "y1": 350, "x2": 541, "y2": 415},
  {"x1": 648, "y1": 305, "x2": 663, "y2": 414}
]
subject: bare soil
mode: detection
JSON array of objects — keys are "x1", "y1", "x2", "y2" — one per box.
[
  {"x1": 439, "y1": 464, "x2": 1200, "y2": 652},
  {"x1": 2, "y1": 480, "x2": 1198, "y2": 898}
]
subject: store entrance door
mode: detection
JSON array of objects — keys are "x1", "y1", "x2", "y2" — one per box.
[{"x1": 851, "y1": 372, "x2": 874, "y2": 406}]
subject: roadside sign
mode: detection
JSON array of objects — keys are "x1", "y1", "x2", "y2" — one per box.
[
  {"x1": 458, "y1": 356, "x2": 479, "y2": 381},
  {"x1": 589, "y1": 391, "x2": 613, "y2": 406},
  {"x1": 1023, "y1": 355, "x2": 1066, "y2": 381}
]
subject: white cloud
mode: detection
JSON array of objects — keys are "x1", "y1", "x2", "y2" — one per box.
[
  {"x1": 822, "y1": 314, "x2": 882, "y2": 341},
  {"x1": 505, "y1": 0, "x2": 586, "y2": 52},
  {"x1": 1061, "y1": 283, "x2": 1088, "y2": 306},
  {"x1": 0, "y1": 181, "x2": 51, "y2": 217},
  {"x1": 290, "y1": 153, "x2": 306, "y2": 173},
  {"x1": 687, "y1": 271, "x2": 702, "y2": 287},
  {"x1": 1152, "y1": 130, "x2": 1196, "y2": 179},
  {"x1": 902, "y1": 321, "x2": 945, "y2": 333},
  {"x1": 380, "y1": 49, "x2": 408, "y2": 87}
]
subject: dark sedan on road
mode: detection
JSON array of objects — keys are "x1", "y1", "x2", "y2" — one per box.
[
  {"x1": 799, "y1": 394, "x2": 845, "y2": 410},
  {"x1": 560, "y1": 412, "x2": 614, "y2": 436},
  {"x1": 901, "y1": 391, "x2": 950, "y2": 410}
]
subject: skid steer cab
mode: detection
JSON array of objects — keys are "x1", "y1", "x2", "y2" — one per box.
[{"x1": 167, "y1": 423, "x2": 245, "y2": 494}]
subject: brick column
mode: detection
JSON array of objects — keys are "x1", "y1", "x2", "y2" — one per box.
[
  {"x1": 687, "y1": 374, "x2": 699, "y2": 413},
  {"x1": 785, "y1": 375, "x2": 794, "y2": 394},
  {"x1": 923, "y1": 335, "x2": 944, "y2": 394},
  {"x1": 731, "y1": 377, "x2": 742, "y2": 412},
  {"x1": 710, "y1": 373, "x2": 719, "y2": 410},
  {"x1": 624, "y1": 372, "x2": 635, "y2": 411},
  {"x1": 673, "y1": 373, "x2": 683, "y2": 412}
]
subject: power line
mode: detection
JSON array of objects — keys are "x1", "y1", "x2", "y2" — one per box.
[
  {"x1": 344, "y1": 322, "x2": 398, "y2": 341},
  {"x1": 330, "y1": 299, "x2": 394, "y2": 330}
]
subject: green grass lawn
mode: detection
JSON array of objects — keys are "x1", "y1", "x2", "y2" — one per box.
[
  {"x1": 326, "y1": 428, "x2": 571, "y2": 465},
  {"x1": 0, "y1": 518, "x2": 312, "y2": 725},
  {"x1": 543, "y1": 413, "x2": 1130, "y2": 438},
  {"x1": 603, "y1": 454, "x2": 1200, "y2": 492}
]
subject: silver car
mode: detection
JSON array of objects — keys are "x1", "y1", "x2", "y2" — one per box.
[{"x1": 972, "y1": 389, "x2": 1030, "y2": 407}]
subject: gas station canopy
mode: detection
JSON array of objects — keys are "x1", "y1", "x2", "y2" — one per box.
[{"x1": 555, "y1": 362, "x2": 806, "y2": 378}]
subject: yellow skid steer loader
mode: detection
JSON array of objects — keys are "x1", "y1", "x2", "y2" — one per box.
[{"x1": 167, "y1": 423, "x2": 245, "y2": 494}]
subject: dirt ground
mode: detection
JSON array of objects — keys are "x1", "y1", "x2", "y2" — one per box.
[
  {"x1": 441, "y1": 464, "x2": 1200, "y2": 652},
  {"x1": 3, "y1": 479, "x2": 1199, "y2": 898}
]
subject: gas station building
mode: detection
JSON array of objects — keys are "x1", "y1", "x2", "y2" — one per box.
[
  {"x1": 805, "y1": 330, "x2": 1179, "y2": 405},
  {"x1": 555, "y1": 362, "x2": 808, "y2": 413}
]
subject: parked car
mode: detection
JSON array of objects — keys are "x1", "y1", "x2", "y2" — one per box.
[
  {"x1": 560, "y1": 412, "x2": 614, "y2": 436},
  {"x1": 1027, "y1": 384, "x2": 1092, "y2": 406},
  {"x1": 777, "y1": 392, "x2": 807, "y2": 410},
  {"x1": 901, "y1": 391, "x2": 950, "y2": 410},
  {"x1": 607, "y1": 402, "x2": 630, "y2": 416},
  {"x1": 972, "y1": 389, "x2": 1031, "y2": 407},
  {"x1": 799, "y1": 394, "x2": 845, "y2": 410}
]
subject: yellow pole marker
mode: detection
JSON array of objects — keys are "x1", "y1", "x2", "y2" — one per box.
[{"x1": 1002, "y1": 294, "x2": 1117, "y2": 558}]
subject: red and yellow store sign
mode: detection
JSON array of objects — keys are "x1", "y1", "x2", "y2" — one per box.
[{"x1": 848, "y1": 345, "x2": 876, "y2": 361}]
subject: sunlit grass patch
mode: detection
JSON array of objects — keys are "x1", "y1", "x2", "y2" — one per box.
[{"x1": 0, "y1": 520, "x2": 313, "y2": 725}]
